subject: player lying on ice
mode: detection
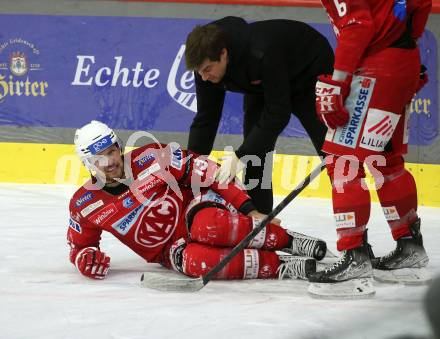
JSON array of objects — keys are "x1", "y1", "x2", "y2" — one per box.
[{"x1": 67, "y1": 120, "x2": 327, "y2": 281}]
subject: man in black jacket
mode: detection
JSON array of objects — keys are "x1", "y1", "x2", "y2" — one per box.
[{"x1": 185, "y1": 16, "x2": 334, "y2": 214}]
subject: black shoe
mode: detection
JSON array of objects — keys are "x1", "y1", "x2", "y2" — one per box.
[
  {"x1": 373, "y1": 218, "x2": 429, "y2": 270},
  {"x1": 284, "y1": 230, "x2": 327, "y2": 261},
  {"x1": 308, "y1": 242, "x2": 372, "y2": 283}
]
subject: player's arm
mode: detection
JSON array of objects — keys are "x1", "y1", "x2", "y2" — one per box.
[
  {"x1": 187, "y1": 73, "x2": 226, "y2": 156},
  {"x1": 183, "y1": 153, "x2": 258, "y2": 214},
  {"x1": 410, "y1": 0, "x2": 432, "y2": 39},
  {"x1": 67, "y1": 202, "x2": 110, "y2": 280},
  {"x1": 326, "y1": 0, "x2": 374, "y2": 74},
  {"x1": 315, "y1": 1, "x2": 374, "y2": 129}
]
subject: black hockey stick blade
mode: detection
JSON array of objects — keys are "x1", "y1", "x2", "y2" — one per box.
[{"x1": 141, "y1": 159, "x2": 326, "y2": 292}]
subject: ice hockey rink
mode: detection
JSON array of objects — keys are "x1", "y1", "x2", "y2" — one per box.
[{"x1": 1, "y1": 183, "x2": 439, "y2": 339}]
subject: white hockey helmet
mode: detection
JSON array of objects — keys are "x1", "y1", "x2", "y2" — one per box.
[{"x1": 74, "y1": 120, "x2": 122, "y2": 169}]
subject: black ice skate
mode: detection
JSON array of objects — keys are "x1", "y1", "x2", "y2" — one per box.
[
  {"x1": 308, "y1": 242, "x2": 373, "y2": 283},
  {"x1": 373, "y1": 218, "x2": 429, "y2": 270},
  {"x1": 373, "y1": 219, "x2": 430, "y2": 285},
  {"x1": 277, "y1": 255, "x2": 316, "y2": 280},
  {"x1": 307, "y1": 240, "x2": 375, "y2": 299},
  {"x1": 284, "y1": 230, "x2": 327, "y2": 261}
]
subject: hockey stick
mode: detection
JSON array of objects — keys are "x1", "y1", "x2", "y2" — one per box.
[{"x1": 141, "y1": 159, "x2": 327, "y2": 292}]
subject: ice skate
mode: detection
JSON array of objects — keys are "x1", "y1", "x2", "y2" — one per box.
[
  {"x1": 307, "y1": 241, "x2": 375, "y2": 299},
  {"x1": 373, "y1": 218, "x2": 430, "y2": 285},
  {"x1": 277, "y1": 255, "x2": 316, "y2": 280},
  {"x1": 283, "y1": 230, "x2": 327, "y2": 261}
]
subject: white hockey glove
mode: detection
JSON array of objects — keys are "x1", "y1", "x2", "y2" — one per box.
[{"x1": 215, "y1": 151, "x2": 245, "y2": 185}]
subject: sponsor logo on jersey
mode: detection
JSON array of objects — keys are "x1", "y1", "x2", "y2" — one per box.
[
  {"x1": 111, "y1": 204, "x2": 144, "y2": 235},
  {"x1": 136, "y1": 153, "x2": 155, "y2": 168},
  {"x1": 134, "y1": 196, "x2": 180, "y2": 248},
  {"x1": 88, "y1": 135, "x2": 113, "y2": 155},
  {"x1": 75, "y1": 192, "x2": 93, "y2": 207},
  {"x1": 137, "y1": 162, "x2": 160, "y2": 181},
  {"x1": 243, "y1": 249, "x2": 259, "y2": 279},
  {"x1": 185, "y1": 189, "x2": 236, "y2": 215},
  {"x1": 90, "y1": 203, "x2": 118, "y2": 226},
  {"x1": 334, "y1": 212, "x2": 356, "y2": 228},
  {"x1": 171, "y1": 147, "x2": 183, "y2": 170},
  {"x1": 328, "y1": 76, "x2": 374, "y2": 149},
  {"x1": 138, "y1": 177, "x2": 162, "y2": 194},
  {"x1": 360, "y1": 109, "x2": 400, "y2": 152},
  {"x1": 383, "y1": 206, "x2": 400, "y2": 221},
  {"x1": 80, "y1": 199, "x2": 104, "y2": 217},
  {"x1": 69, "y1": 217, "x2": 82, "y2": 233},
  {"x1": 122, "y1": 197, "x2": 134, "y2": 209},
  {"x1": 117, "y1": 189, "x2": 131, "y2": 200}
]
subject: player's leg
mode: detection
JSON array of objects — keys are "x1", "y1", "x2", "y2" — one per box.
[
  {"x1": 242, "y1": 93, "x2": 274, "y2": 214},
  {"x1": 169, "y1": 240, "x2": 316, "y2": 280},
  {"x1": 368, "y1": 153, "x2": 428, "y2": 271},
  {"x1": 190, "y1": 206, "x2": 290, "y2": 250},
  {"x1": 308, "y1": 157, "x2": 374, "y2": 283},
  {"x1": 189, "y1": 205, "x2": 327, "y2": 260}
]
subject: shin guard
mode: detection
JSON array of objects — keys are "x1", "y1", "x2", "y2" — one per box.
[
  {"x1": 373, "y1": 156, "x2": 418, "y2": 240},
  {"x1": 190, "y1": 207, "x2": 289, "y2": 250},
  {"x1": 327, "y1": 157, "x2": 371, "y2": 251},
  {"x1": 182, "y1": 243, "x2": 280, "y2": 279}
]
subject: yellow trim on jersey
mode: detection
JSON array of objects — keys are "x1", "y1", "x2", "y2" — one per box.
[{"x1": 0, "y1": 142, "x2": 439, "y2": 207}]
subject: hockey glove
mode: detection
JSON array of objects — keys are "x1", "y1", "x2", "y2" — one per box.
[
  {"x1": 169, "y1": 238, "x2": 188, "y2": 274},
  {"x1": 415, "y1": 65, "x2": 428, "y2": 93},
  {"x1": 315, "y1": 75, "x2": 351, "y2": 129},
  {"x1": 75, "y1": 247, "x2": 110, "y2": 280}
]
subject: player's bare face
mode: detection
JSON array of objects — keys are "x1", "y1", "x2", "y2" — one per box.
[
  {"x1": 197, "y1": 48, "x2": 228, "y2": 83},
  {"x1": 92, "y1": 144, "x2": 124, "y2": 183}
]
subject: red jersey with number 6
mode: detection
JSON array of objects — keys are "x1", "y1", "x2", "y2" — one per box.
[{"x1": 321, "y1": 0, "x2": 432, "y2": 73}]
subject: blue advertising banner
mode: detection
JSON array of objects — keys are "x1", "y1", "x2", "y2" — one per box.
[{"x1": 0, "y1": 14, "x2": 437, "y2": 145}]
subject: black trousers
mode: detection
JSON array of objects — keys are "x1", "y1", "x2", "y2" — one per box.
[{"x1": 242, "y1": 86, "x2": 327, "y2": 214}]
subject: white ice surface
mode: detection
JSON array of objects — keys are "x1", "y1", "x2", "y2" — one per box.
[{"x1": 0, "y1": 183, "x2": 439, "y2": 339}]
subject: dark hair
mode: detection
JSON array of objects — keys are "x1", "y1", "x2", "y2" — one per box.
[{"x1": 185, "y1": 24, "x2": 226, "y2": 70}]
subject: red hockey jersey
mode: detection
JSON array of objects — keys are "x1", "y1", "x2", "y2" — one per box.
[
  {"x1": 321, "y1": 0, "x2": 432, "y2": 73},
  {"x1": 67, "y1": 143, "x2": 252, "y2": 266}
]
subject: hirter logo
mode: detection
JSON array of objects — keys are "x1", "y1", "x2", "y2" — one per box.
[{"x1": 134, "y1": 196, "x2": 179, "y2": 248}]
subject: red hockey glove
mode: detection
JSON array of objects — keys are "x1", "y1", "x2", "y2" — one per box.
[
  {"x1": 75, "y1": 247, "x2": 110, "y2": 280},
  {"x1": 415, "y1": 65, "x2": 428, "y2": 93},
  {"x1": 315, "y1": 75, "x2": 351, "y2": 129}
]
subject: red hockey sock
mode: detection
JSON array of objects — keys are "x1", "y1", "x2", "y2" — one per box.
[
  {"x1": 372, "y1": 155, "x2": 418, "y2": 240},
  {"x1": 190, "y1": 207, "x2": 290, "y2": 250},
  {"x1": 182, "y1": 243, "x2": 280, "y2": 279},
  {"x1": 327, "y1": 157, "x2": 371, "y2": 251}
]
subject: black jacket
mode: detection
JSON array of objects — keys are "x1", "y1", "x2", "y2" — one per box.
[{"x1": 188, "y1": 16, "x2": 334, "y2": 157}]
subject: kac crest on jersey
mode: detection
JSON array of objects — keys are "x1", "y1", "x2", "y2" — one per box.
[{"x1": 134, "y1": 195, "x2": 180, "y2": 248}]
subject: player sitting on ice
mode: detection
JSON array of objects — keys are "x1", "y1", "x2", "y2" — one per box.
[{"x1": 67, "y1": 120, "x2": 327, "y2": 281}]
